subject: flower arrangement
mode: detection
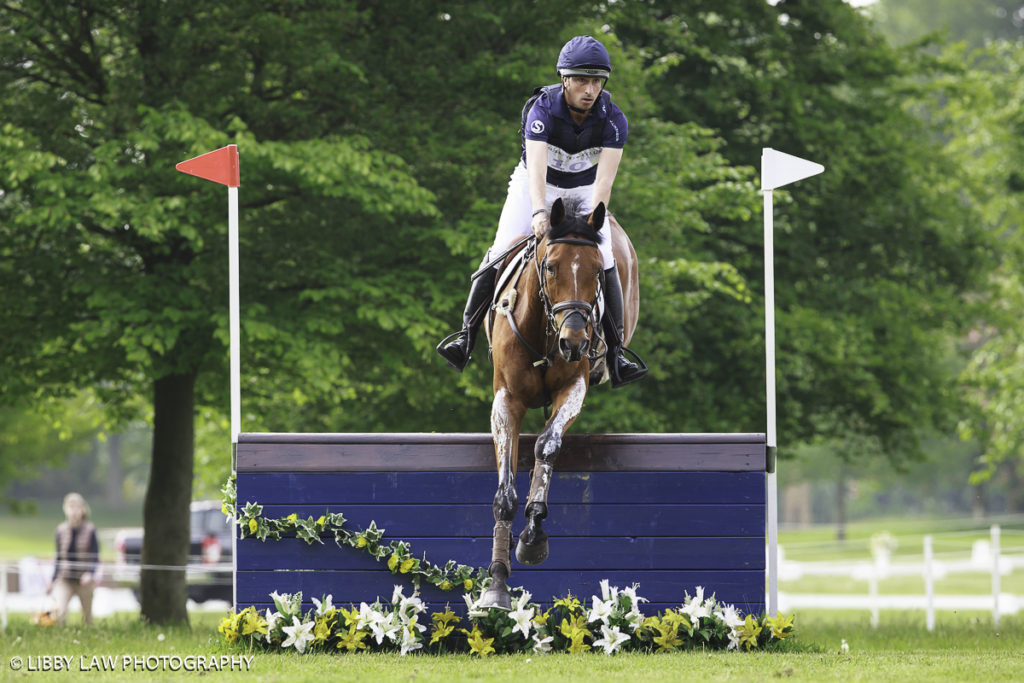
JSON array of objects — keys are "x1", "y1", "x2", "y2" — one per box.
[
  {"x1": 219, "y1": 478, "x2": 795, "y2": 655},
  {"x1": 218, "y1": 582, "x2": 794, "y2": 656}
]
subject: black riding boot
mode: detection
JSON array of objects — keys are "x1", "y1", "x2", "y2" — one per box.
[
  {"x1": 436, "y1": 257, "x2": 497, "y2": 372},
  {"x1": 602, "y1": 265, "x2": 648, "y2": 388}
]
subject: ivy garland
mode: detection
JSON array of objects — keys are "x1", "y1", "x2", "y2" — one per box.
[{"x1": 221, "y1": 475, "x2": 489, "y2": 592}]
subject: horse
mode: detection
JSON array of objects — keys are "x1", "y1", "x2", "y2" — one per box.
[{"x1": 478, "y1": 196, "x2": 640, "y2": 610}]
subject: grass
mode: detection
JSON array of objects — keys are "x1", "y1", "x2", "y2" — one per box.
[{"x1": 2, "y1": 611, "x2": 1022, "y2": 681}]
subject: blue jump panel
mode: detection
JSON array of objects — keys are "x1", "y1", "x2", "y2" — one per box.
[{"x1": 235, "y1": 433, "x2": 767, "y2": 616}]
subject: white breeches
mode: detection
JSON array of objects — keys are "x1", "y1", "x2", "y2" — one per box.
[{"x1": 491, "y1": 161, "x2": 615, "y2": 269}]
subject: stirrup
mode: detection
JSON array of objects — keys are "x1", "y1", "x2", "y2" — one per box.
[
  {"x1": 436, "y1": 330, "x2": 471, "y2": 371},
  {"x1": 610, "y1": 346, "x2": 648, "y2": 388}
]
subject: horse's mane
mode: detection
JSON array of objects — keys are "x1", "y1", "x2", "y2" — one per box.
[{"x1": 548, "y1": 197, "x2": 604, "y2": 244}]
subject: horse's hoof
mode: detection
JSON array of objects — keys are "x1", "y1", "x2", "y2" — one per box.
[
  {"x1": 478, "y1": 585, "x2": 512, "y2": 611},
  {"x1": 515, "y1": 539, "x2": 549, "y2": 566}
]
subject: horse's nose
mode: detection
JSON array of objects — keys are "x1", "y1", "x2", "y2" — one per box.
[{"x1": 558, "y1": 336, "x2": 589, "y2": 362}]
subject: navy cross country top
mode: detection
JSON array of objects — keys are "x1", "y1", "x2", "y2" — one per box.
[{"x1": 522, "y1": 83, "x2": 628, "y2": 189}]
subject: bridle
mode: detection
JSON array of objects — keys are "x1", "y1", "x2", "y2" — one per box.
[{"x1": 495, "y1": 234, "x2": 603, "y2": 368}]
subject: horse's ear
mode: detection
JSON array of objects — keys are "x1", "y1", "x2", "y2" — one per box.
[
  {"x1": 550, "y1": 197, "x2": 565, "y2": 226},
  {"x1": 589, "y1": 202, "x2": 606, "y2": 232}
]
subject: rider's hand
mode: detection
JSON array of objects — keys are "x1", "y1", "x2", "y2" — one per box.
[{"x1": 531, "y1": 211, "x2": 549, "y2": 239}]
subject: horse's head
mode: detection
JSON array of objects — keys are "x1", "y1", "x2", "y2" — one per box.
[{"x1": 539, "y1": 197, "x2": 606, "y2": 363}]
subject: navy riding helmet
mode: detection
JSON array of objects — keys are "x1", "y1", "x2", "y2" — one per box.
[{"x1": 556, "y1": 35, "x2": 611, "y2": 80}]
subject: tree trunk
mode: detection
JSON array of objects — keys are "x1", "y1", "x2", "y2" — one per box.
[
  {"x1": 140, "y1": 372, "x2": 195, "y2": 625},
  {"x1": 106, "y1": 432, "x2": 123, "y2": 510}
]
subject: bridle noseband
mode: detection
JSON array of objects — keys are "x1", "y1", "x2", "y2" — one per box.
[{"x1": 533, "y1": 235, "x2": 603, "y2": 364}]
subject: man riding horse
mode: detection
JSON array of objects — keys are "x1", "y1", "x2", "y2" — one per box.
[{"x1": 437, "y1": 35, "x2": 647, "y2": 387}]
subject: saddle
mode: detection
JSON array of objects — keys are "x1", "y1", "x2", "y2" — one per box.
[{"x1": 484, "y1": 238, "x2": 610, "y2": 385}]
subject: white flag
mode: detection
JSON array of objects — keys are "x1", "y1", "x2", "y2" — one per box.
[{"x1": 761, "y1": 148, "x2": 824, "y2": 191}]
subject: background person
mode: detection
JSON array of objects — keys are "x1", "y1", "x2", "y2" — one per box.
[{"x1": 46, "y1": 492, "x2": 99, "y2": 626}]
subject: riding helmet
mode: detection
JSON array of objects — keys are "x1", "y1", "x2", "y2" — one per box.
[{"x1": 556, "y1": 35, "x2": 611, "y2": 79}]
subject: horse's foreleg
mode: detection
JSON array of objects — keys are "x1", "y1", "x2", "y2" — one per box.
[
  {"x1": 479, "y1": 387, "x2": 524, "y2": 611},
  {"x1": 517, "y1": 375, "x2": 587, "y2": 566}
]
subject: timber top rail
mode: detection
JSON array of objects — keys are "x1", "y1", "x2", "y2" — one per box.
[{"x1": 236, "y1": 432, "x2": 767, "y2": 473}]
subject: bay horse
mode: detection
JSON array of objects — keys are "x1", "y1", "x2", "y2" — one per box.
[{"x1": 479, "y1": 196, "x2": 640, "y2": 610}]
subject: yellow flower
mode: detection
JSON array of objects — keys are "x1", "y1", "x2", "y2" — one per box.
[
  {"x1": 553, "y1": 593, "x2": 582, "y2": 613},
  {"x1": 652, "y1": 625, "x2": 682, "y2": 653},
  {"x1": 399, "y1": 558, "x2": 415, "y2": 573},
  {"x1": 463, "y1": 579, "x2": 474, "y2": 591},
  {"x1": 740, "y1": 615, "x2": 764, "y2": 651},
  {"x1": 239, "y1": 607, "x2": 268, "y2": 638},
  {"x1": 337, "y1": 606, "x2": 360, "y2": 628},
  {"x1": 429, "y1": 613, "x2": 457, "y2": 645},
  {"x1": 431, "y1": 609, "x2": 460, "y2": 627},
  {"x1": 356, "y1": 536, "x2": 368, "y2": 548},
  {"x1": 460, "y1": 626, "x2": 495, "y2": 657},
  {"x1": 661, "y1": 609, "x2": 692, "y2": 634},
  {"x1": 313, "y1": 614, "x2": 334, "y2": 645},
  {"x1": 765, "y1": 613, "x2": 795, "y2": 640},
  {"x1": 387, "y1": 554, "x2": 399, "y2": 572},
  {"x1": 533, "y1": 609, "x2": 550, "y2": 627},
  {"x1": 430, "y1": 623, "x2": 454, "y2": 644},
  {"x1": 247, "y1": 518, "x2": 258, "y2": 534},
  {"x1": 558, "y1": 614, "x2": 592, "y2": 653},
  {"x1": 439, "y1": 580, "x2": 453, "y2": 591},
  {"x1": 336, "y1": 625, "x2": 369, "y2": 653},
  {"x1": 218, "y1": 613, "x2": 241, "y2": 643}
]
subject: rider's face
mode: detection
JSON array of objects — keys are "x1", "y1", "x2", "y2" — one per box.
[{"x1": 562, "y1": 76, "x2": 605, "y2": 112}]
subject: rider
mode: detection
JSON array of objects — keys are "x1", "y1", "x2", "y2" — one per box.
[{"x1": 437, "y1": 35, "x2": 647, "y2": 387}]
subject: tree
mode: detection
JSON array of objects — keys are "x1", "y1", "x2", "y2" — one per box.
[
  {"x1": 602, "y1": 0, "x2": 995, "y2": 456},
  {"x1": 0, "y1": 1, "x2": 439, "y2": 623}
]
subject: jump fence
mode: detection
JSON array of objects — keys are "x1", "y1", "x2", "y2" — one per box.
[{"x1": 234, "y1": 432, "x2": 767, "y2": 615}]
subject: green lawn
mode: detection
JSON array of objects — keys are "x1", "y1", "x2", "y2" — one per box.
[{"x1": 1, "y1": 611, "x2": 1021, "y2": 681}]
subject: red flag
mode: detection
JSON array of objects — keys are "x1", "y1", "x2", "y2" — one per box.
[{"x1": 176, "y1": 144, "x2": 240, "y2": 187}]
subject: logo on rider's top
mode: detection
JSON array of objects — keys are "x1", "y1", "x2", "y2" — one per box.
[{"x1": 530, "y1": 120, "x2": 545, "y2": 135}]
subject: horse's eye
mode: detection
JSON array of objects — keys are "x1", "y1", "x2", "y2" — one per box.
[{"x1": 544, "y1": 264, "x2": 556, "y2": 275}]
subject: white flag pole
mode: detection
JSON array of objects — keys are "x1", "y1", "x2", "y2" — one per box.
[
  {"x1": 228, "y1": 185, "x2": 241, "y2": 446},
  {"x1": 761, "y1": 148, "x2": 824, "y2": 617},
  {"x1": 763, "y1": 187, "x2": 779, "y2": 617}
]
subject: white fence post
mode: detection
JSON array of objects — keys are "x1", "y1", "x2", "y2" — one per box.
[
  {"x1": 924, "y1": 535, "x2": 934, "y2": 631},
  {"x1": 869, "y1": 573, "x2": 879, "y2": 628},
  {"x1": 991, "y1": 524, "x2": 1001, "y2": 628}
]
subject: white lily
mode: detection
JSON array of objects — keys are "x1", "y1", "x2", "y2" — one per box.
[
  {"x1": 264, "y1": 609, "x2": 282, "y2": 640},
  {"x1": 599, "y1": 579, "x2": 619, "y2": 602},
  {"x1": 462, "y1": 592, "x2": 488, "y2": 618},
  {"x1": 400, "y1": 623, "x2": 423, "y2": 656},
  {"x1": 716, "y1": 604, "x2": 744, "y2": 630},
  {"x1": 587, "y1": 595, "x2": 614, "y2": 626},
  {"x1": 593, "y1": 624, "x2": 631, "y2": 655},
  {"x1": 681, "y1": 595, "x2": 711, "y2": 626},
  {"x1": 311, "y1": 595, "x2": 335, "y2": 616},
  {"x1": 532, "y1": 633, "x2": 554, "y2": 654},
  {"x1": 727, "y1": 629, "x2": 741, "y2": 651},
  {"x1": 509, "y1": 602, "x2": 535, "y2": 638},
  {"x1": 514, "y1": 589, "x2": 533, "y2": 610},
  {"x1": 280, "y1": 616, "x2": 316, "y2": 654}
]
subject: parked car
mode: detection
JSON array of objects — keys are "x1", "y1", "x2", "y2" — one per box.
[{"x1": 114, "y1": 500, "x2": 233, "y2": 603}]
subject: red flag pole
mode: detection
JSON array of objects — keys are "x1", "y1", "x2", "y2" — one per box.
[{"x1": 176, "y1": 144, "x2": 241, "y2": 610}]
